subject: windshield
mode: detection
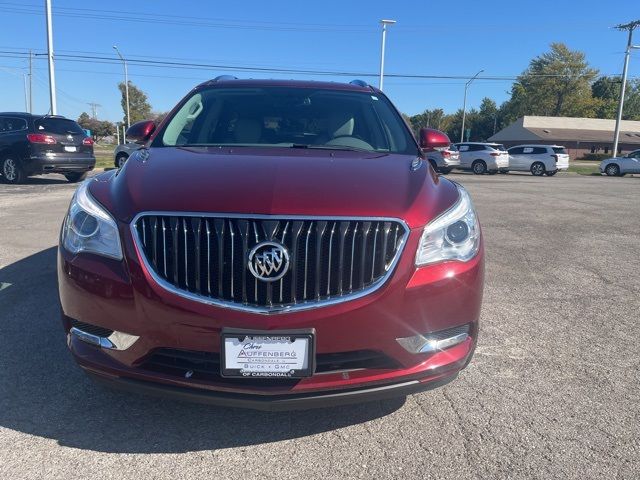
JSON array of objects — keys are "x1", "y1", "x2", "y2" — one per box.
[
  {"x1": 157, "y1": 86, "x2": 418, "y2": 155},
  {"x1": 35, "y1": 117, "x2": 84, "y2": 135}
]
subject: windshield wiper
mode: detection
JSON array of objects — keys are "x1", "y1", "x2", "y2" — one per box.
[{"x1": 290, "y1": 144, "x2": 375, "y2": 153}]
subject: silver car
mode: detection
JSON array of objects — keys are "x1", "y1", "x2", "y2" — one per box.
[
  {"x1": 113, "y1": 142, "x2": 141, "y2": 168},
  {"x1": 600, "y1": 149, "x2": 640, "y2": 176},
  {"x1": 454, "y1": 142, "x2": 510, "y2": 174},
  {"x1": 424, "y1": 144, "x2": 460, "y2": 174}
]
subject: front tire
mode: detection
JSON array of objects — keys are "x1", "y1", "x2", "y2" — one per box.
[
  {"x1": 115, "y1": 153, "x2": 128, "y2": 169},
  {"x1": 530, "y1": 162, "x2": 545, "y2": 176},
  {"x1": 1, "y1": 157, "x2": 24, "y2": 184},
  {"x1": 64, "y1": 172, "x2": 88, "y2": 183},
  {"x1": 472, "y1": 160, "x2": 487, "y2": 175},
  {"x1": 605, "y1": 164, "x2": 620, "y2": 176}
]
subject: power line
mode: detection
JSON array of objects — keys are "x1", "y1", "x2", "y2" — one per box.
[{"x1": 0, "y1": 50, "x2": 634, "y2": 82}]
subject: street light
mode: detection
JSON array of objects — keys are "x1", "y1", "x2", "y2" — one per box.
[
  {"x1": 45, "y1": 0, "x2": 57, "y2": 115},
  {"x1": 460, "y1": 69, "x2": 483, "y2": 142},
  {"x1": 113, "y1": 45, "x2": 130, "y2": 130},
  {"x1": 612, "y1": 20, "x2": 640, "y2": 156},
  {"x1": 378, "y1": 19, "x2": 396, "y2": 91}
]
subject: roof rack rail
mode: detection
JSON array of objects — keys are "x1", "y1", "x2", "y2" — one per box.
[
  {"x1": 212, "y1": 75, "x2": 238, "y2": 82},
  {"x1": 349, "y1": 79, "x2": 369, "y2": 87}
]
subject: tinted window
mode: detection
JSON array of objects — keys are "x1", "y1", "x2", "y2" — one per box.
[
  {"x1": 488, "y1": 144, "x2": 506, "y2": 151},
  {"x1": 509, "y1": 147, "x2": 525, "y2": 154},
  {"x1": 158, "y1": 87, "x2": 418, "y2": 155},
  {"x1": 552, "y1": 147, "x2": 568, "y2": 155},
  {"x1": 532, "y1": 147, "x2": 547, "y2": 154},
  {"x1": 34, "y1": 117, "x2": 84, "y2": 135},
  {"x1": 0, "y1": 117, "x2": 28, "y2": 133},
  {"x1": 464, "y1": 144, "x2": 485, "y2": 152}
]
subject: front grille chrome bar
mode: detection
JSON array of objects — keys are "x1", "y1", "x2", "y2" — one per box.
[{"x1": 130, "y1": 212, "x2": 409, "y2": 315}]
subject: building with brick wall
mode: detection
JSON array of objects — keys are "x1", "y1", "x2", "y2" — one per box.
[{"x1": 488, "y1": 116, "x2": 640, "y2": 158}]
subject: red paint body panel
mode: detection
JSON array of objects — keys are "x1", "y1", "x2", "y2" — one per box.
[{"x1": 58, "y1": 80, "x2": 484, "y2": 407}]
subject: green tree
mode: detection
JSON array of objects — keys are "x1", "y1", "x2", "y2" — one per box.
[
  {"x1": 592, "y1": 76, "x2": 640, "y2": 120},
  {"x1": 118, "y1": 81, "x2": 152, "y2": 124},
  {"x1": 76, "y1": 113, "x2": 115, "y2": 141},
  {"x1": 501, "y1": 43, "x2": 599, "y2": 120}
]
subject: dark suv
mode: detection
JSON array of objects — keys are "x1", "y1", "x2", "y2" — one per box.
[{"x1": 0, "y1": 113, "x2": 95, "y2": 184}]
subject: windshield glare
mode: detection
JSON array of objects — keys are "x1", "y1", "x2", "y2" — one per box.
[{"x1": 158, "y1": 86, "x2": 417, "y2": 155}]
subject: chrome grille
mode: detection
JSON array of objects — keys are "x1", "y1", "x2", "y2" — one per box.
[{"x1": 133, "y1": 214, "x2": 408, "y2": 313}]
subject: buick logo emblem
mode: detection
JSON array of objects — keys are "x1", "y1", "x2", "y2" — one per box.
[{"x1": 248, "y1": 242, "x2": 290, "y2": 282}]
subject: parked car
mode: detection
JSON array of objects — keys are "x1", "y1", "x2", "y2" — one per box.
[
  {"x1": 507, "y1": 145, "x2": 569, "y2": 176},
  {"x1": 599, "y1": 149, "x2": 640, "y2": 176},
  {"x1": 421, "y1": 130, "x2": 459, "y2": 174},
  {"x1": 0, "y1": 113, "x2": 95, "y2": 184},
  {"x1": 453, "y1": 142, "x2": 509, "y2": 174},
  {"x1": 113, "y1": 141, "x2": 142, "y2": 168},
  {"x1": 58, "y1": 77, "x2": 484, "y2": 410}
]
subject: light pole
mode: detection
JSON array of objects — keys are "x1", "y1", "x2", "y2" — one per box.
[
  {"x1": 612, "y1": 20, "x2": 640, "y2": 156},
  {"x1": 460, "y1": 69, "x2": 484, "y2": 142},
  {"x1": 378, "y1": 19, "x2": 396, "y2": 91},
  {"x1": 45, "y1": 0, "x2": 57, "y2": 115},
  {"x1": 113, "y1": 45, "x2": 130, "y2": 130}
]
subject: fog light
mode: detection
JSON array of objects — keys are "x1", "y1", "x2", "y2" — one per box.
[{"x1": 396, "y1": 324, "x2": 470, "y2": 354}]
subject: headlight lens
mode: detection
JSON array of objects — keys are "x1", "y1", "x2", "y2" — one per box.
[
  {"x1": 415, "y1": 185, "x2": 480, "y2": 266},
  {"x1": 62, "y1": 180, "x2": 123, "y2": 260}
]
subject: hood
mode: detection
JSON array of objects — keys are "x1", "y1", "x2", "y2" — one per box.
[{"x1": 90, "y1": 147, "x2": 458, "y2": 229}]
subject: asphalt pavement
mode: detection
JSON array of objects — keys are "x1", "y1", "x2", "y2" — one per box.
[{"x1": 0, "y1": 172, "x2": 638, "y2": 479}]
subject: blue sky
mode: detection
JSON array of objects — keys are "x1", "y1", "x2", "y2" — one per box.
[{"x1": 0, "y1": 0, "x2": 637, "y2": 123}]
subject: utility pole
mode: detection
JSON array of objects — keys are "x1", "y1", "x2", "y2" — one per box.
[
  {"x1": 87, "y1": 102, "x2": 101, "y2": 119},
  {"x1": 23, "y1": 74, "x2": 29, "y2": 111},
  {"x1": 460, "y1": 69, "x2": 484, "y2": 143},
  {"x1": 378, "y1": 19, "x2": 396, "y2": 91},
  {"x1": 45, "y1": 0, "x2": 57, "y2": 115},
  {"x1": 612, "y1": 20, "x2": 640, "y2": 156},
  {"x1": 113, "y1": 45, "x2": 130, "y2": 128},
  {"x1": 29, "y1": 50, "x2": 33, "y2": 113}
]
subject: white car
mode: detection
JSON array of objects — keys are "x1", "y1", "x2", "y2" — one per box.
[
  {"x1": 453, "y1": 142, "x2": 509, "y2": 174},
  {"x1": 507, "y1": 145, "x2": 569, "y2": 176},
  {"x1": 600, "y1": 149, "x2": 640, "y2": 176}
]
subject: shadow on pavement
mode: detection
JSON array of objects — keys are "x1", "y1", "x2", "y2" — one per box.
[{"x1": 0, "y1": 247, "x2": 404, "y2": 454}]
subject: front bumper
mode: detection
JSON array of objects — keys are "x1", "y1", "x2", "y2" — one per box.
[
  {"x1": 25, "y1": 154, "x2": 95, "y2": 175},
  {"x1": 58, "y1": 223, "x2": 484, "y2": 408}
]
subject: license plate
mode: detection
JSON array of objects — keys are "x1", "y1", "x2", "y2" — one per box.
[
  {"x1": 64, "y1": 146, "x2": 77, "y2": 152},
  {"x1": 221, "y1": 329, "x2": 315, "y2": 378}
]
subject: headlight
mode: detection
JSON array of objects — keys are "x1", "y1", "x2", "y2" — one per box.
[
  {"x1": 62, "y1": 180, "x2": 123, "y2": 260},
  {"x1": 415, "y1": 184, "x2": 480, "y2": 266}
]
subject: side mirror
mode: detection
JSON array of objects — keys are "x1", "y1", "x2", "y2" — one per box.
[
  {"x1": 419, "y1": 128, "x2": 451, "y2": 151},
  {"x1": 126, "y1": 120, "x2": 156, "y2": 144}
]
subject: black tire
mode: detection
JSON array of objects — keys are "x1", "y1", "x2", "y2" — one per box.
[
  {"x1": 499, "y1": 170, "x2": 509, "y2": 174},
  {"x1": 530, "y1": 162, "x2": 545, "y2": 176},
  {"x1": 1, "y1": 157, "x2": 25, "y2": 184},
  {"x1": 472, "y1": 160, "x2": 487, "y2": 175},
  {"x1": 604, "y1": 164, "x2": 620, "y2": 177},
  {"x1": 115, "y1": 153, "x2": 128, "y2": 169},
  {"x1": 64, "y1": 172, "x2": 88, "y2": 183}
]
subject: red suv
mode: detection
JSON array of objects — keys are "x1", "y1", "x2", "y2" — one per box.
[{"x1": 58, "y1": 77, "x2": 484, "y2": 410}]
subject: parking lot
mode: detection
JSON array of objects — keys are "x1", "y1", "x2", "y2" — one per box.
[{"x1": 0, "y1": 172, "x2": 638, "y2": 479}]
